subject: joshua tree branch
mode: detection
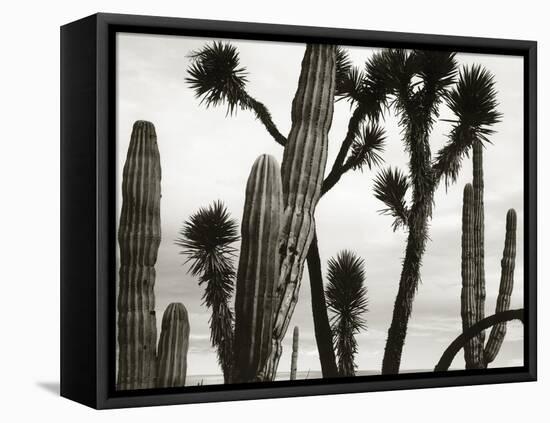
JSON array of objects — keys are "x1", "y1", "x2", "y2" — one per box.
[
  {"x1": 434, "y1": 308, "x2": 524, "y2": 372},
  {"x1": 245, "y1": 96, "x2": 288, "y2": 146},
  {"x1": 321, "y1": 106, "x2": 367, "y2": 195}
]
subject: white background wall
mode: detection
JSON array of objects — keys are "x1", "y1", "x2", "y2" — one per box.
[{"x1": 0, "y1": 0, "x2": 545, "y2": 421}]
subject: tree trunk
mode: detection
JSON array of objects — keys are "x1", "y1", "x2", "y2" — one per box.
[
  {"x1": 306, "y1": 232, "x2": 339, "y2": 378},
  {"x1": 381, "y1": 209, "x2": 428, "y2": 374}
]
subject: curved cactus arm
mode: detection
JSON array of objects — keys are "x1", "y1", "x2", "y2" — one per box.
[
  {"x1": 435, "y1": 309, "x2": 524, "y2": 372},
  {"x1": 117, "y1": 120, "x2": 161, "y2": 390},
  {"x1": 484, "y1": 209, "x2": 517, "y2": 364},
  {"x1": 156, "y1": 303, "x2": 190, "y2": 388},
  {"x1": 290, "y1": 326, "x2": 299, "y2": 380},
  {"x1": 263, "y1": 44, "x2": 336, "y2": 380},
  {"x1": 233, "y1": 155, "x2": 283, "y2": 383}
]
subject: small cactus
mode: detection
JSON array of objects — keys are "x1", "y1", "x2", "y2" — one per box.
[
  {"x1": 233, "y1": 155, "x2": 283, "y2": 383},
  {"x1": 117, "y1": 120, "x2": 161, "y2": 390},
  {"x1": 290, "y1": 326, "x2": 299, "y2": 380},
  {"x1": 156, "y1": 303, "x2": 190, "y2": 388},
  {"x1": 265, "y1": 43, "x2": 336, "y2": 379}
]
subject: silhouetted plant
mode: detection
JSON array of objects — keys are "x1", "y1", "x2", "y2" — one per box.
[
  {"x1": 175, "y1": 200, "x2": 239, "y2": 382},
  {"x1": 370, "y1": 49, "x2": 459, "y2": 374},
  {"x1": 325, "y1": 250, "x2": 368, "y2": 377},
  {"x1": 186, "y1": 42, "x2": 387, "y2": 378},
  {"x1": 371, "y1": 51, "x2": 502, "y2": 374},
  {"x1": 436, "y1": 65, "x2": 502, "y2": 369}
]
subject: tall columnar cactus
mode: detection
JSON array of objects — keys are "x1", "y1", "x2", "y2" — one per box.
[
  {"x1": 460, "y1": 180, "x2": 517, "y2": 368},
  {"x1": 232, "y1": 155, "x2": 283, "y2": 383},
  {"x1": 460, "y1": 183, "x2": 479, "y2": 367},
  {"x1": 117, "y1": 120, "x2": 161, "y2": 390},
  {"x1": 484, "y1": 209, "x2": 517, "y2": 364},
  {"x1": 156, "y1": 303, "x2": 190, "y2": 388},
  {"x1": 290, "y1": 326, "x2": 299, "y2": 380},
  {"x1": 264, "y1": 44, "x2": 336, "y2": 380},
  {"x1": 470, "y1": 141, "x2": 486, "y2": 368}
]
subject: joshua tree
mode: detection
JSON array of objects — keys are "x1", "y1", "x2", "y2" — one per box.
[
  {"x1": 372, "y1": 54, "x2": 501, "y2": 374},
  {"x1": 175, "y1": 201, "x2": 239, "y2": 382},
  {"x1": 325, "y1": 250, "x2": 368, "y2": 377},
  {"x1": 186, "y1": 42, "x2": 386, "y2": 378}
]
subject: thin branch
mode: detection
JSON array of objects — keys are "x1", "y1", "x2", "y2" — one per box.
[
  {"x1": 245, "y1": 96, "x2": 287, "y2": 146},
  {"x1": 321, "y1": 106, "x2": 367, "y2": 195}
]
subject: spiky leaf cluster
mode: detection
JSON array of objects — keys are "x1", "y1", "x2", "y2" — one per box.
[
  {"x1": 373, "y1": 167, "x2": 410, "y2": 231},
  {"x1": 346, "y1": 123, "x2": 386, "y2": 171},
  {"x1": 175, "y1": 200, "x2": 239, "y2": 377},
  {"x1": 186, "y1": 42, "x2": 249, "y2": 115},
  {"x1": 325, "y1": 250, "x2": 368, "y2": 376},
  {"x1": 434, "y1": 65, "x2": 502, "y2": 186}
]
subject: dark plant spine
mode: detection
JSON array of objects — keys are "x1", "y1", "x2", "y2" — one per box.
[
  {"x1": 156, "y1": 303, "x2": 190, "y2": 388},
  {"x1": 233, "y1": 154, "x2": 283, "y2": 383},
  {"x1": 264, "y1": 44, "x2": 336, "y2": 379},
  {"x1": 117, "y1": 120, "x2": 161, "y2": 390}
]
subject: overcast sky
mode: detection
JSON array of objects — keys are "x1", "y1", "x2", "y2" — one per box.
[{"x1": 116, "y1": 33, "x2": 524, "y2": 379}]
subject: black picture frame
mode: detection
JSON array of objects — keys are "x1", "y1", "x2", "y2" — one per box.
[{"x1": 60, "y1": 12, "x2": 537, "y2": 409}]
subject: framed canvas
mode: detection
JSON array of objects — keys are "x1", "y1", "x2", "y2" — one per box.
[{"x1": 60, "y1": 13, "x2": 537, "y2": 409}]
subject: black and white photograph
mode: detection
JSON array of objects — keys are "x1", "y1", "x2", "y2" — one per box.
[{"x1": 115, "y1": 33, "x2": 525, "y2": 390}]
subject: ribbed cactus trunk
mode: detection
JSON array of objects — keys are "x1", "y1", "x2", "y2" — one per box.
[
  {"x1": 460, "y1": 183, "x2": 479, "y2": 367},
  {"x1": 233, "y1": 155, "x2": 283, "y2": 383},
  {"x1": 117, "y1": 120, "x2": 161, "y2": 390},
  {"x1": 460, "y1": 172, "x2": 517, "y2": 369},
  {"x1": 156, "y1": 303, "x2": 190, "y2": 388},
  {"x1": 290, "y1": 326, "x2": 299, "y2": 380},
  {"x1": 263, "y1": 44, "x2": 336, "y2": 380},
  {"x1": 469, "y1": 140, "x2": 486, "y2": 368},
  {"x1": 484, "y1": 209, "x2": 517, "y2": 364}
]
